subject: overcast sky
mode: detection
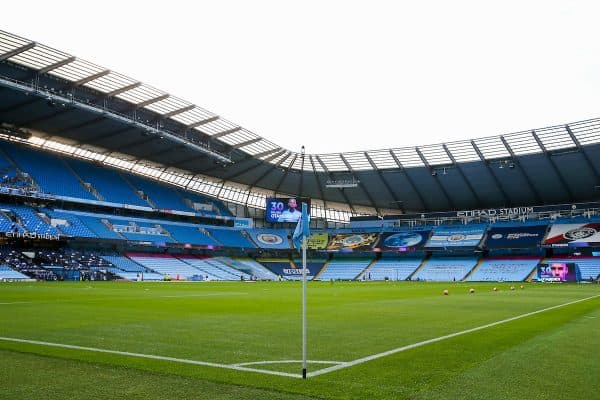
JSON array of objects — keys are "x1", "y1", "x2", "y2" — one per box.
[{"x1": 4, "y1": 0, "x2": 600, "y2": 154}]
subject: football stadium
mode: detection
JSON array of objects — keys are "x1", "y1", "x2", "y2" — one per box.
[{"x1": 0, "y1": 23, "x2": 599, "y2": 400}]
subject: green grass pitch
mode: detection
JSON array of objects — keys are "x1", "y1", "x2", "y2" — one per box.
[{"x1": 0, "y1": 281, "x2": 598, "y2": 399}]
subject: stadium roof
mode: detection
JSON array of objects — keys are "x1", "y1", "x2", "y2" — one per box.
[{"x1": 0, "y1": 29, "x2": 599, "y2": 216}]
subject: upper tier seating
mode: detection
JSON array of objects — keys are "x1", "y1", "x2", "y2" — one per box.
[
  {"x1": 1, "y1": 205, "x2": 60, "y2": 235},
  {"x1": 208, "y1": 228, "x2": 255, "y2": 248},
  {"x1": 366, "y1": 258, "x2": 423, "y2": 281},
  {"x1": 127, "y1": 175, "x2": 192, "y2": 211},
  {"x1": 0, "y1": 141, "x2": 95, "y2": 200},
  {"x1": 413, "y1": 257, "x2": 478, "y2": 281},
  {"x1": 45, "y1": 209, "x2": 97, "y2": 238},
  {"x1": 163, "y1": 224, "x2": 218, "y2": 246},
  {"x1": 466, "y1": 258, "x2": 539, "y2": 281},
  {"x1": 67, "y1": 158, "x2": 149, "y2": 207},
  {"x1": 318, "y1": 258, "x2": 372, "y2": 281}
]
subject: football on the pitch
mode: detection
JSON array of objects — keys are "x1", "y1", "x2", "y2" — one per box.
[
  {"x1": 469, "y1": 288, "x2": 475, "y2": 294},
  {"x1": 443, "y1": 289, "x2": 449, "y2": 295},
  {"x1": 493, "y1": 287, "x2": 497, "y2": 291}
]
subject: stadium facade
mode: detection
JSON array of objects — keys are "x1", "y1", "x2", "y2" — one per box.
[{"x1": 0, "y1": 30, "x2": 598, "y2": 284}]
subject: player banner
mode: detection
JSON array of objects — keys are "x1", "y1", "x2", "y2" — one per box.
[
  {"x1": 326, "y1": 233, "x2": 379, "y2": 251},
  {"x1": 543, "y1": 223, "x2": 600, "y2": 247},
  {"x1": 485, "y1": 225, "x2": 548, "y2": 248},
  {"x1": 537, "y1": 262, "x2": 578, "y2": 282},
  {"x1": 425, "y1": 226, "x2": 486, "y2": 248},
  {"x1": 306, "y1": 233, "x2": 329, "y2": 250},
  {"x1": 374, "y1": 231, "x2": 431, "y2": 251}
]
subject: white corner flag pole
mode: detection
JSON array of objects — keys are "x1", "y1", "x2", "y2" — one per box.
[{"x1": 302, "y1": 234, "x2": 307, "y2": 379}]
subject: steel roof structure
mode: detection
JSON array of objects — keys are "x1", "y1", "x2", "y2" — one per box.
[{"x1": 0, "y1": 29, "x2": 599, "y2": 219}]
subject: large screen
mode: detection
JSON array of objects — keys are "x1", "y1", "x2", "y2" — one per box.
[
  {"x1": 265, "y1": 197, "x2": 311, "y2": 223},
  {"x1": 537, "y1": 263, "x2": 577, "y2": 282}
]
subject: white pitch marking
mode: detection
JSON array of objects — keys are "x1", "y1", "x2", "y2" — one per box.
[
  {"x1": 0, "y1": 302, "x2": 32, "y2": 305},
  {"x1": 232, "y1": 360, "x2": 344, "y2": 367},
  {"x1": 160, "y1": 292, "x2": 247, "y2": 298},
  {"x1": 0, "y1": 336, "x2": 302, "y2": 378},
  {"x1": 308, "y1": 294, "x2": 600, "y2": 377}
]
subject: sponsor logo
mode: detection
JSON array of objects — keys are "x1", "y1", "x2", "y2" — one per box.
[
  {"x1": 491, "y1": 234, "x2": 503, "y2": 239},
  {"x1": 563, "y1": 227, "x2": 596, "y2": 241},
  {"x1": 282, "y1": 268, "x2": 311, "y2": 275},
  {"x1": 448, "y1": 234, "x2": 467, "y2": 242},
  {"x1": 4, "y1": 232, "x2": 60, "y2": 241}
]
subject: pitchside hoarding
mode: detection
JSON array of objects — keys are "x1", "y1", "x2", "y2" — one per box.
[
  {"x1": 485, "y1": 225, "x2": 548, "y2": 248},
  {"x1": 543, "y1": 223, "x2": 600, "y2": 247},
  {"x1": 373, "y1": 231, "x2": 431, "y2": 251},
  {"x1": 326, "y1": 233, "x2": 379, "y2": 251},
  {"x1": 425, "y1": 226, "x2": 486, "y2": 248}
]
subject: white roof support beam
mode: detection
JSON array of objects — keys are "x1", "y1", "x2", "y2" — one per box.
[
  {"x1": 0, "y1": 42, "x2": 36, "y2": 61},
  {"x1": 211, "y1": 126, "x2": 241, "y2": 139},
  {"x1": 38, "y1": 56, "x2": 76, "y2": 73},
  {"x1": 135, "y1": 94, "x2": 169, "y2": 108},
  {"x1": 232, "y1": 137, "x2": 263, "y2": 149},
  {"x1": 162, "y1": 104, "x2": 195, "y2": 118},
  {"x1": 74, "y1": 70, "x2": 111, "y2": 86},
  {"x1": 187, "y1": 116, "x2": 219, "y2": 128},
  {"x1": 105, "y1": 81, "x2": 141, "y2": 97}
]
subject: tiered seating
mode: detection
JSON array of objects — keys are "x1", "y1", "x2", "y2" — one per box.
[
  {"x1": 127, "y1": 175, "x2": 192, "y2": 211},
  {"x1": 179, "y1": 256, "x2": 250, "y2": 280},
  {"x1": 317, "y1": 258, "x2": 372, "y2": 281},
  {"x1": 216, "y1": 257, "x2": 278, "y2": 280},
  {"x1": 1, "y1": 205, "x2": 60, "y2": 235},
  {"x1": 0, "y1": 249, "x2": 55, "y2": 280},
  {"x1": 0, "y1": 142, "x2": 94, "y2": 200},
  {"x1": 99, "y1": 255, "x2": 163, "y2": 281},
  {"x1": 466, "y1": 258, "x2": 539, "y2": 281},
  {"x1": 208, "y1": 228, "x2": 255, "y2": 248},
  {"x1": 67, "y1": 158, "x2": 149, "y2": 207},
  {"x1": 77, "y1": 215, "x2": 123, "y2": 240},
  {"x1": 0, "y1": 264, "x2": 30, "y2": 280},
  {"x1": 163, "y1": 224, "x2": 217, "y2": 246},
  {"x1": 0, "y1": 210, "x2": 18, "y2": 232},
  {"x1": 127, "y1": 254, "x2": 203, "y2": 280},
  {"x1": 366, "y1": 258, "x2": 423, "y2": 281},
  {"x1": 545, "y1": 257, "x2": 600, "y2": 281},
  {"x1": 413, "y1": 257, "x2": 478, "y2": 281},
  {"x1": 45, "y1": 210, "x2": 97, "y2": 238}
]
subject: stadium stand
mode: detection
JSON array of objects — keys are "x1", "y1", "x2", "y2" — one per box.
[
  {"x1": 45, "y1": 209, "x2": 97, "y2": 238},
  {"x1": 317, "y1": 258, "x2": 373, "y2": 281},
  {"x1": 67, "y1": 158, "x2": 150, "y2": 207},
  {"x1": 208, "y1": 228, "x2": 255, "y2": 248},
  {"x1": 126, "y1": 175, "x2": 192, "y2": 211},
  {"x1": 178, "y1": 256, "x2": 250, "y2": 280},
  {"x1": 0, "y1": 141, "x2": 95, "y2": 200},
  {"x1": 466, "y1": 257, "x2": 540, "y2": 282},
  {"x1": 1, "y1": 204, "x2": 60, "y2": 235},
  {"x1": 217, "y1": 257, "x2": 278, "y2": 280},
  {"x1": 127, "y1": 253, "x2": 204, "y2": 280},
  {"x1": 0, "y1": 264, "x2": 30, "y2": 280},
  {"x1": 412, "y1": 257, "x2": 478, "y2": 281},
  {"x1": 163, "y1": 224, "x2": 218, "y2": 246},
  {"x1": 364, "y1": 258, "x2": 423, "y2": 281}
]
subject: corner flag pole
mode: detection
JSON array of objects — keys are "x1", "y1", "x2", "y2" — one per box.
[{"x1": 302, "y1": 234, "x2": 307, "y2": 379}]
